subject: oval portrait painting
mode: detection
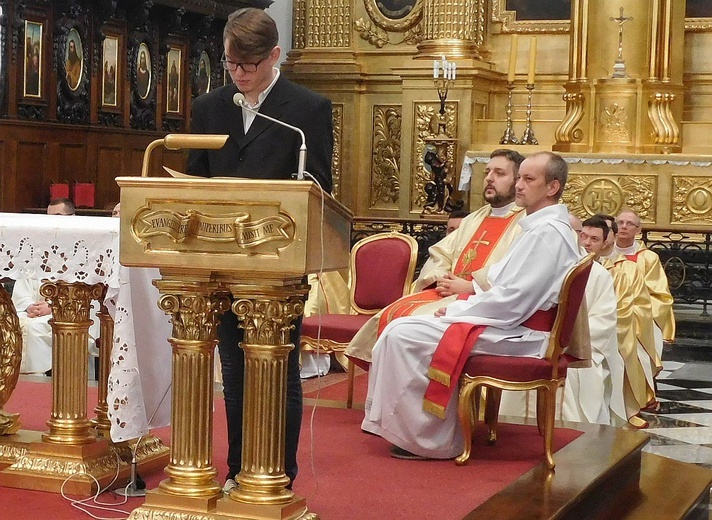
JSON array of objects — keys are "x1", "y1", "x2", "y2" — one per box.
[
  {"x1": 137, "y1": 42, "x2": 152, "y2": 100},
  {"x1": 197, "y1": 51, "x2": 211, "y2": 96},
  {"x1": 376, "y1": 0, "x2": 417, "y2": 20},
  {"x1": 65, "y1": 28, "x2": 83, "y2": 91}
]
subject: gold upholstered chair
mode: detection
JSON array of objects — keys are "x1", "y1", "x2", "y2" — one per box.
[
  {"x1": 300, "y1": 231, "x2": 418, "y2": 408},
  {"x1": 455, "y1": 254, "x2": 594, "y2": 469}
]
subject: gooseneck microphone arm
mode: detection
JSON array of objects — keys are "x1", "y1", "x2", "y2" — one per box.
[{"x1": 233, "y1": 92, "x2": 307, "y2": 181}]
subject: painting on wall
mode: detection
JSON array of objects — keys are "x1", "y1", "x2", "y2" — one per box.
[
  {"x1": 166, "y1": 47, "x2": 181, "y2": 113},
  {"x1": 196, "y1": 51, "x2": 211, "y2": 95},
  {"x1": 136, "y1": 42, "x2": 151, "y2": 100},
  {"x1": 102, "y1": 36, "x2": 118, "y2": 107},
  {"x1": 65, "y1": 28, "x2": 83, "y2": 91},
  {"x1": 505, "y1": 0, "x2": 570, "y2": 21},
  {"x1": 23, "y1": 21, "x2": 42, "y2": 98}
]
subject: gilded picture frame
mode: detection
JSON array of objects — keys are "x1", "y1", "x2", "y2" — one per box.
[
  {"x1": 23, "y1": 20, "x2": 42, "y2": 98},
  {"x1": 491, "y1": 0, "x2": 570, "y2": 34},
  {"x1": 494, "y1": 0, "x2": 712, "y2": 33},
  {"x1": 364, "y1": 0, "x2": 423, "y2": 32},
  {"x1": 166, "y1": 47, "x2": 182, "y2": 113},
  {"x1": 102, "y1": 35, "x2": 119, "y2": 107},
  {"x1": 686, "y1": 0, "x2": 712, "y2": 31}
]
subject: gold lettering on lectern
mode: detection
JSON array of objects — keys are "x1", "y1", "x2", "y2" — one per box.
[{"x1": 135, "y1": 208, "x2": 294, "y2": 248}]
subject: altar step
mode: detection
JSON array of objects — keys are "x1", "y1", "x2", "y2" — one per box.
[{"x1": 463, "y1": 422, "x2": 712, "y2": 520}]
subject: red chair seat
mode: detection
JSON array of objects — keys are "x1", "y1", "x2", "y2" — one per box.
[
  {"x1": 463, "y1": 353, "x2": 577, "y2": 382},
  {"x1": 302, "y1": 314, "x2": 372, "y2": 344}
]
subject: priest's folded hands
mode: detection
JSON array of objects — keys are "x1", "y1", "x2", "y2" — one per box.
[{"x1": 435, "y1": 272, "x2": 474, "y2": 298}]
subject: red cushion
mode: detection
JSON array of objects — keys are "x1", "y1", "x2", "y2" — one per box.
[
  {"x1": 462, "y1": 354, "x2": 574, "y2": 382},
  {"x1": 302, "y1": 314, "x2": 372, "y2": 344}
]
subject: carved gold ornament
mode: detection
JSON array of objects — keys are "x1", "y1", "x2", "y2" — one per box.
[
  {"x1": 563, "y1": 174, "x2": 655, "y2": 220},
  {"x1": 371, "y1": 105, "x2": 402, "y2": 209},
  {"x1": 672, "y1": 177, "x2": 712, "y2": 223},
  {"x1": 0, "y1": 284, "x2": 22, "y2": 435}
]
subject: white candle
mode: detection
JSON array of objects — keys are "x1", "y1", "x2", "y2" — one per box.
[
  {"x1": 451, "y1": 63, "x2": 456, "y2": 80},
  {"x1": 433, "y1": 60, "x2": 439, "y2": 79},
  {"x1": 527, "y1": 36, "x2": 537, "y2": 85},
  {"x1": 508, "y1": 34, "x2": 519, "y2": 83}
]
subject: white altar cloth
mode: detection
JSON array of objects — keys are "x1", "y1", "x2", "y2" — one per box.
[{"x1": 0, "y1": 213, "x2": 172, "y2": 442}]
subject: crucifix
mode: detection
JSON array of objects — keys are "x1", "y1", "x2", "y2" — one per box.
[{"x1": 610, "y1": 7, "x2": 633, "y2": 78}]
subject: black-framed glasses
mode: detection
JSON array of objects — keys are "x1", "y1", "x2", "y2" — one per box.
[{"x1": 221, "y1": 53, "x2": 263, "y2": 73}]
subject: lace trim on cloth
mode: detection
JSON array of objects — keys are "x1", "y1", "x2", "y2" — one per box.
[{"x1": 0, "y1": 214, "x2": 169, "y2": 442}]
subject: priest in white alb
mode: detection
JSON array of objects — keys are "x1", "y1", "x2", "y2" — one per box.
[{"x1": 362, "y1": 152, "x2": 586, "y2": 460}]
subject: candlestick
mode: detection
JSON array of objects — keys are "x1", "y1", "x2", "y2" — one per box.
[
  {"x1": 433, "y1": 56, "x2": 457, "y2": 137},
  {"x1": 499, "y1": 82, "x2": 519, "y2": 145},
  {"x1": 527, "y1": 36, "x2": 537, "y2": 85},
  {"x1": 507, "y1": 35, "x2": 518, "y2": 84},
  {"x1": 520, "y1": 83, "x2": 538, "y2": 145}
]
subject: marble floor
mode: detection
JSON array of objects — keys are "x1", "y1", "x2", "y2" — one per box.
[{"x1": 642, "y1": 359, "x2": 712, "y2": 470}]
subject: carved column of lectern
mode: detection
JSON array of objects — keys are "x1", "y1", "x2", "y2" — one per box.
[{"x1": 118, "y1": 161, "x2": 351, "y2": 520}]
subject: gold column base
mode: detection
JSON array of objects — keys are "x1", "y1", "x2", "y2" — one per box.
[
  {"x1": 0, "y1": 437, "x2": 118, "y2": 494},
  {"x1": 0, "y1": 429, "x2": 42, "y2": 470},
  {"x1": 127, "y1": 489, "x2": 318, "y2": 520},
  {"x1": 110, "y1": 435, "x2": 171, "y2": 480}
]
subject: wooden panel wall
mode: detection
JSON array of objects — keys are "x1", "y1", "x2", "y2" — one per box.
[{"x1": 0, "y1": 0, "x2": 233, "y2": 213}]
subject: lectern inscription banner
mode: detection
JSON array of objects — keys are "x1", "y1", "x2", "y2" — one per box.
[{"x1": 134, "y1": 205, "x2": 295, "y2": 249}]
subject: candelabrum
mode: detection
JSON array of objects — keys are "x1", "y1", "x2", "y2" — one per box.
[
  {"x1": 433, "y1": 75, "x2": 454, "y2": 137},
  {"x1": 520, "y1": 83, "x2": 538, "y2": 145},
  {"x1": 499, "y1": 82, "x2": 519, "y2": 145}
]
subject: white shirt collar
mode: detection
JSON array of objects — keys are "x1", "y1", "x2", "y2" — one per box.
[
  {"x1": 490, "y1": 201, "x2": 517, "y2": 217},
  {"x1": 242, "y1": 68, "x2": 280, "y2": 110}
]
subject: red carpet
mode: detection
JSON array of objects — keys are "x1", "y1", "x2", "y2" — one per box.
[{"x1": 3, "y1": 380, "x2": 582, "y2": 519}]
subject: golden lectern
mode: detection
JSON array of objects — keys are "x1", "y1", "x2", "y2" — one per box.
[{"x1": 117, "y1": 174, "x2": 352, "y2": 520}]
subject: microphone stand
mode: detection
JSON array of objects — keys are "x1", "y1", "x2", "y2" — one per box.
[{"x1": 233, "y1": 93, "x2": 307, "y2": 181}]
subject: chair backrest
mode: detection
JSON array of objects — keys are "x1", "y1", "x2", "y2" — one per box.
[
  {"x1": 350, "y1": 231, "x2": 418, "y2": 314},
  {"x1": 545, "y1": 253, "x2": 594, "y2": 367}
]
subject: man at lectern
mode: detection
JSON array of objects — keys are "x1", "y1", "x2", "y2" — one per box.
[{"x1": 186, "y1": 7, "x2": 334, "y2": 493}]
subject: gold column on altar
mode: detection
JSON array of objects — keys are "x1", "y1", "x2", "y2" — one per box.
[
  {"x1": 554, "y1": 0, "x2": 685, "y2": 154},
  {"x1": 416, "y1": 0, "x2": 486, "y2": 59}
]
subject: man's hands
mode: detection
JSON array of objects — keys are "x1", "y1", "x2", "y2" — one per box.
[
  {"x1": 435, "y1": 272, "x2": 473, "y2": 298},
  {"x1": 26, "y1": 301, "x2": 51, "y2": 318}
]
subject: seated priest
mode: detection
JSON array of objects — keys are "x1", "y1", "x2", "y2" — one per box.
[
  {"x1": 346, "y1": 148, "x2": 526, "y2": 368},
  {"x1": 499, "y1": 213, "x2": 627, "y2": 427},
  {"x1": 590, "y1": 214, "x2": 656, "y2": 428},
  {"x1": 615, "y1": 208, "x2": 675, "y2": 409},
  {"x1": 362, "y1": 152, "x2": 586, "y2": 460}
]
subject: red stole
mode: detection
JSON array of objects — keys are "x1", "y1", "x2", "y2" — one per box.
[
  {"x1": 624, "y1": 252, "x2": 640, "y2": 262},
  {"x1": 377, "y1": 213, "x2": 519, "y2": 335},
  {"x1": 422, "y1": 306, "x2": 558, "y2": 419}
]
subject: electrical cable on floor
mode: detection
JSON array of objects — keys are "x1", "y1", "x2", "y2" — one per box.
[
  {"x1": 56, "y1": 374, "x2": 173, "y2": 518},
  {"x1": 303, "y1": 170, "x2": 326, "y2": 502}
]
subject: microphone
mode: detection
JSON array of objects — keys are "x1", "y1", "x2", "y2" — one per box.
[{"x1": 233, "y1": 92, "x2": 307, "y2": 181}]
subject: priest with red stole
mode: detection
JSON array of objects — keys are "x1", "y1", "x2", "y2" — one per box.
[
  {"x1": 346, "y1": 149, "x2": 526, "y2": 368},
  {"x1": 362, "y1": 152, "x2": 586, "y2": 460}
]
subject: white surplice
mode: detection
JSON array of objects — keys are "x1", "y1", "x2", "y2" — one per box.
[{"x1": 362, "y1": 204, "x2": 581, "y2": 459}]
